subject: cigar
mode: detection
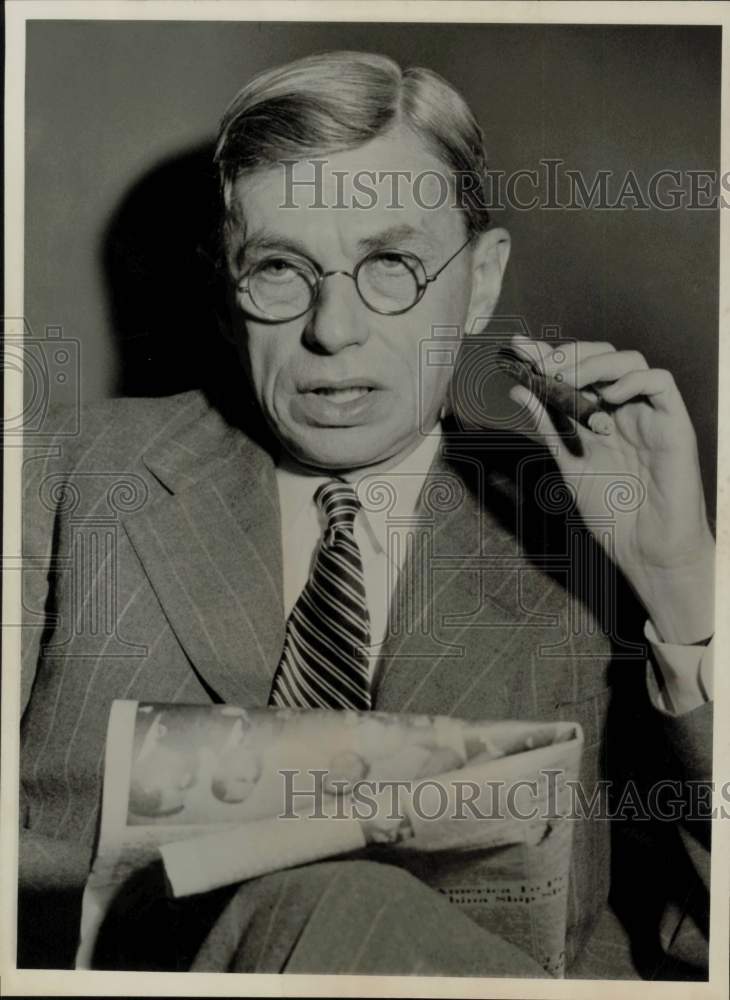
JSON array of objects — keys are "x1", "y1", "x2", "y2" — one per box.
[{"x1": 499, "y1": 347, "x2": 614, "y2": 436}]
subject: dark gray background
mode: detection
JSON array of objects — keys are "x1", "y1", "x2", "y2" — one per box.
[{"x1": 25, "y1": 21, "x2": 720, "y2": 503}]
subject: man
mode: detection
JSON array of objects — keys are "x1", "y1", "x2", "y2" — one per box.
[{"x1": 19, "y1": 51, "x2": 714, "y2": 977}]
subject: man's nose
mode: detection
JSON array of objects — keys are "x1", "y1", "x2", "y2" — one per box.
[{"x1": 303, "y1": 273, "x2": 370, "y2": 353}]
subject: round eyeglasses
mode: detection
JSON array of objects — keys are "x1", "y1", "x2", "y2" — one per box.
[{"x1": 236, "y1": 235, "x2": 474, "y2": 322}]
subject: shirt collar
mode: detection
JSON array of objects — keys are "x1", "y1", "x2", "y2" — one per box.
[{"x1": 276, "y1": 427, "x2": 443, "y2": 555}]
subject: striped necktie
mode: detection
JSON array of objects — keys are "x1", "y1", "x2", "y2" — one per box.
[{"x1": 269, "y1": 481, "x2": 372, "y2": 710}]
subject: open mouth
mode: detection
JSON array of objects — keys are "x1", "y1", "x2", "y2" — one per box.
[
  {"x1": 310, "y1": 386, "x2": 373, "y2": 403},
  {"x1": 293, "y1": 381, "x2": 381, "y2": 426}
]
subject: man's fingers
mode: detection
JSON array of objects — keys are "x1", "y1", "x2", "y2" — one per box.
[
  {"x1": 508, "y1": 334, "x2": 554, "y2": 371},
  {"x1": 509, "y1": 337, "x2": 687, "y2": 420},
  {"x1": 542, "y1": 340, "x2": 618, "y2": 367},
  {"x1": 597, "y1": 368, "x2": 685, "y2": 414},
  {"x1": 510, "y1": 334, "x2": 617, "y2": 375},
  {"x1": 550, "y1": 350, "x2": 649, "y2": 389},
  {"x1": 510, "y1": 384, "x2": 565, "y2": 450},
  {"x1": 510, "y1": 385, "x2": 595, "y2": 464}
]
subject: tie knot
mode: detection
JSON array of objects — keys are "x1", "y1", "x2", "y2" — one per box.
[{"x1": 315, "y1": 481, "x2": 360, "y2": 533}]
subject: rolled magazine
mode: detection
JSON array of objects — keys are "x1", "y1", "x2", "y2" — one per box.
[{"x1": 76, "y1": 701, "x2": 583, "y2": 976}]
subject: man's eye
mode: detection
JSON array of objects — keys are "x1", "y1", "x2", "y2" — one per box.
[
  {"x1": 258, "y1": 258, "x2": 299, "y2": 281},
  {"x1": 370, "y1": 253, "x2": 409, "y2": 274}
]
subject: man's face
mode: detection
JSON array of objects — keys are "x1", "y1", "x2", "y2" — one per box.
[{"x1": 226, "y1": 127, "x2": 502, "y2": 472}]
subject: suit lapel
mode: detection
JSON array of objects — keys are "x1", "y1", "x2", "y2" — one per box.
[
  {"x1": 374, "y1": 438, "x2": 532, "y2": 720},
  {"x1": 123, "y1": 401, "x2": 285, "y2": 707}
]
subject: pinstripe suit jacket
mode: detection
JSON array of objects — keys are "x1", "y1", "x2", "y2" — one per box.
[{"x1": 19, "y1": 389, "x2": 712, "y2": 972}]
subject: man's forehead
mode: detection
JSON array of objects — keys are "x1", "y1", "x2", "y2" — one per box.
[{"x1": 228, "y1": 129, "x2": 465, "y2": 254}]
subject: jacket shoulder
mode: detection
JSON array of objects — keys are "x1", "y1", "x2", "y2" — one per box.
[{"x1": 38, "y1": 390, "x2": 210, "y2": 471}]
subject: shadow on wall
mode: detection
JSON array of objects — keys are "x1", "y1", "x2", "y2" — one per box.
[{"x1": 102, "y1": 143, "x2": 241, "y2": 402}]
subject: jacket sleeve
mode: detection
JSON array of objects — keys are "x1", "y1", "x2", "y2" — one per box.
[
  {"x1": 18, "y1": 408, "x2": 94, "y2": 968},
  {"x1": 20, "y1": 406, "x2": 79, "y2": 718}
]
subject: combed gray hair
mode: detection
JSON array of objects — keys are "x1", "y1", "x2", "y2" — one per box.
[{"x1": 214, "y1": 51, "x2": 490, "y2": 262}]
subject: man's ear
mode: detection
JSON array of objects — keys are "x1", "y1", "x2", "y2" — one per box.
[{"x1": 465, "y1": 227, "x2": 511, "y2": 334}]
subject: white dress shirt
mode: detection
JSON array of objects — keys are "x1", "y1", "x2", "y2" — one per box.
[
  {"x1": 644, "y1": 621, "x2": 713, "y2": 715},
  {"x1": 277, "y1": 428, "x2": 443, "y2": 677},
  {"x1": 276, "y1": 426, "x2": 713, "y2": 717}
]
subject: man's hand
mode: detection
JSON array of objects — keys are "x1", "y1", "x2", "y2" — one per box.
[{"x1": 508, "y1": 334, "x2": 715, "y2": 645}]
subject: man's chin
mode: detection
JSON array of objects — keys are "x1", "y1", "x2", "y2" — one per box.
[{"x1": 283, "y1": 426, "x2": 400, "y2": 474}]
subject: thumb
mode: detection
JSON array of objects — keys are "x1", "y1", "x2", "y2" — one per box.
[{"x1": 510, "y1": 384, "x2": 563, "y2": 450}]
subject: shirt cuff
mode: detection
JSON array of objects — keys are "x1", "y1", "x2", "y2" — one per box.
[{"x1": 644, "y1": 620, "x2": 714, "y2": 717}]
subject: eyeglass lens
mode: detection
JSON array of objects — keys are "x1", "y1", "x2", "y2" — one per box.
[{"x1": 245, "y1": 252, "x2": 425, "y2": 319}]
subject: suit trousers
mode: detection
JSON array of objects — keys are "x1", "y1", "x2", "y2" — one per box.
[{"x1": 92, "y1": 858, "x2": 546, "y2": 976}]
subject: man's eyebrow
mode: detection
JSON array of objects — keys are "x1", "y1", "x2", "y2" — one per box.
[
  {"x1": 236, "y1": 224, "x2": 438, "y2": 272},
  {"x1": 236, "y1": 232, "x2": 312, "y2": 270},
  {"x1": 357, "y1": 225, "x2": 436, "y2": 257}
]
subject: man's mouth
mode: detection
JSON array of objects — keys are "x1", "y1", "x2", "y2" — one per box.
[
  {"x1": 292, "y1": 380, "x2": 382, "y2": 426},
  {"x1": 310, "y1": 386, "x2": 373, "y2": 403}
]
